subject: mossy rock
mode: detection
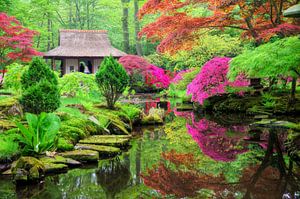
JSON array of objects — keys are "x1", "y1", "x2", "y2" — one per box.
[
  {"x1": 59, "y1": 124, "x2": 86, "y2": 144},
  {"x1": 59, "y1": 150, "x2": 99, "y2": 163},
  {"x1": 142, "y1": 114, "x2": 163, "y2": 125},
  {"x1": 0, "y1": 120, "x2": 16, "y2": 131},
  {"x1": 75, "y1": 144, "x2": 121, "y2": 157},
  {"x1": 39, "y1": 156, "x2": 81, "y2": 167},
  {"x1": 57, "y1": 137, "x2": 74, "y2": 151},
  {"x1": 0, "y1": 97, "x2": 17, "y2": 107},
  {"x1": 79, "y1": 135, "x2": 130, "y2": 148},
  {"x1": 11, "y1": 156, "x2": 45, "y2": 183}
]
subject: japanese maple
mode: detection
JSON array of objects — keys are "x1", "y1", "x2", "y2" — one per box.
[
  {"x1": 119, "y1": 55, "x2": 171, "y2": 88},
  {"x1": 138, "y1": 0, "x2": 300, "y2": 54},
  {"x1": 0, "y1": 12, "x2": 41, "y2": 87},
  {"x1": 187, "y1": 57, "x2": 248, "y2": 105}
]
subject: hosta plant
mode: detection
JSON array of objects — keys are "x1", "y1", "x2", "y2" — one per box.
[{"x1": 16, "y1": 112, "x2": 61, "y2": 155}]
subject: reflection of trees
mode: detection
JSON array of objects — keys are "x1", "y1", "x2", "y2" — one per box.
[
  {"x1": 96, "y1": 158, "x2": 131, "y2": 199},
  {"x1": 141, "y1": 151, "x2": 226, "y2": 198},
  {"x1": 141, "y1": 130, "x2": 300, "y2": 198},
  {"x1": 187, "y1": 117, "x2": 248, "y2": 162},
  {"x1": 237, "y1": 130, "x2": 300, "y2": 199}
]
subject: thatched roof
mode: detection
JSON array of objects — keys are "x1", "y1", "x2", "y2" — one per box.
[{"x1": 44, "y1": 29, "x2": 126, "y2": 58}]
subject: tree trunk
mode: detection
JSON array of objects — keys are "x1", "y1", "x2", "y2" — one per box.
[
  {"x1": 290, "y1": 77, "x2": 297, "y2": 102},
  {"x1": 245, "y1": 17, "x2": 261, "y2": 45},
  {"x1": 47, "y1": 13, "x2": 51, "y2": 51},
  {"x1": 122, "y1": 0, "x2": 130, "y2": 53},
  {"x1": 86, "y1": 0, "x2": 90, "y2": 29},
  {"x1": 134, "y1": 0, "x2": 143, "y2": 56}
]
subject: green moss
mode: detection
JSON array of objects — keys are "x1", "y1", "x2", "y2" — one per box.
[
  {"x1": 56, "y1": 137, "x2": 74, "y2": 151},
  {"x1": 59, "y1": 124, "x2": 86, "y2": 144},
  {"x1": 59, "y1": 150, "x2": 99, "y2": 162},
  {"x1": 0, "y1": 97, "x2": 17, "y2": 107},
  {"x1": 42, "y1": 162, "x2": 68, "y2": 174},
  {"x1": 0, "y1": 120, "x2": 16, "y2": 130}
]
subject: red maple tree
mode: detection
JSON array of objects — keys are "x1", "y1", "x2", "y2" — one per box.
[
  {"x1": 0, "y1": 12, "x2": 41, "y2": 87},
  {"x1": 138, "y1": 0, "x2": 300, "y2": 54}
]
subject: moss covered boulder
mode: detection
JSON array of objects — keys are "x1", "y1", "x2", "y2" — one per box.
[
  {"x1": 11, "y1": 157, "x2": 45, "y2": 183},
  {"x1": 141, "y1": 108, "x2": 165, "y2": 125},
  {"x1": 59, "y1": 150, "x2": 99, "y2": 163},
  {"x1": 79, "y1": 135, "x2": 130, "y2": 148}
]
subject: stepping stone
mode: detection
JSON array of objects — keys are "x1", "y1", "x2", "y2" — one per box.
[
  {"x1": 59, "y1": 150, "x2": 99, "y2": 163},
  {"x1": 39, "y1": 156, "x2": 81, "y2": 167},
  {"x1": 75, "y1": 144, "x2": 121, "y2": 155},
  {"x1": 79, "y1": 135, "x2": 130, "y2": 147}
]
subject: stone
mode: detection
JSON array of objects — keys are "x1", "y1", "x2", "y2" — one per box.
[
  {"x1": 59, "y1": 150, "x2": 99, "y2": 163},
  {"x1": 39, "y1": 155, "x2": 81, "y2": 171},
  {"x1": 79, "y1": 135, "x2": 130, "y2": 148}
]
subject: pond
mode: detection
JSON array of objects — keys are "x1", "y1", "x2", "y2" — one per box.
[{"x1": 0, "y1": 98, "x2": 300, "y2": 199}]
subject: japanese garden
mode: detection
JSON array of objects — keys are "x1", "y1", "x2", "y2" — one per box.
[{"x1": 0, "y1": 0, "x2": 300, "y2": 198}]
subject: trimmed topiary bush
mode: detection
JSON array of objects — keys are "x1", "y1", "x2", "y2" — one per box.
[
  {"x1": 20, "y1": 80, "x2": 60, "y2": 114},
  {"x1": 21, "y1": 57, "x2": 58, "y2": 90},
  {"x1": 20, "y1": 57, "x2": 60, "y2": 114},
  {"x1": 96, "y1": 56, "x2": 129, "y2": 109}
]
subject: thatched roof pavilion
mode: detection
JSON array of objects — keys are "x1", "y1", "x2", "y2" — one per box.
[{"x1": 44, "y1": 29, "x2": 126, "y2": 75}]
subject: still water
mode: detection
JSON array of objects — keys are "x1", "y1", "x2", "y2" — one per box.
[{"x1": 0, "y1": 99, "x2": 299, "y2": 199}]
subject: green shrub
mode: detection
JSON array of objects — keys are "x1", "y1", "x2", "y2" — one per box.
[
  {"x1": 20, "y1": 57, "x2": 60, "y2": 114},
  {"x1": 3, "y1": 63, "x2": 28, "y2": 93},
  {"x1": 20, "y1": 79, "x2": 60, "y2": 114},
  {"x1": 96, "y1": 56, "x2": 129, "y2": 109},
  {"x1": 59, "y1": 72, "x2": 99, "y2": 97},
  {"x1": 15, "y1": 112, "x2": 61, "y2": 155},
  {"x1": 21, "y1": 57, "x2": 58, "y2": 90}
]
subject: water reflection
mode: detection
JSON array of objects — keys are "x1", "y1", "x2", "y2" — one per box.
[
  {"x1": 97, "y1": 158, "x2": 131, "y2": 199},
  {"x1": 142, "y1": 124, "x2": 300, "y2": 198}
]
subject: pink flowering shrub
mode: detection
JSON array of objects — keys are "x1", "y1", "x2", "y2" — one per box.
[
  {"x1": 119, "y1": 55, "x2": 171, "y2": 89},
  {"x1": 187, "y1": 57, "x2": 249, "y2": 105}
]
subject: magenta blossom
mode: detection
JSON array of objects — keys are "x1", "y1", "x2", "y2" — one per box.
[{"x1": 187, "y1": 57, "x2": 249, "y2": 105}]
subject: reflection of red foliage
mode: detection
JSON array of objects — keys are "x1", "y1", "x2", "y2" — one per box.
[
  {"x1": 162, "y1": 150, "x2": 198, "y2": 169},
  {"x1": 187, "y1": 117, "x2": 248, "y2": 162},
  {"x1": 141, "y1": 152, "x2": 225, "y2": 198}
]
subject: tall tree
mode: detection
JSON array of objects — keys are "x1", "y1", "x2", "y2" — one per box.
[
  {"x1": 122, "y1": 0, "x2": 130, "y2": 53},
  {"x1": 138, "y1": 0, "x2": 300, "y2": 54},
  {"x1": 134, "y1": 0, "x2": 143, "y2": 55}
]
